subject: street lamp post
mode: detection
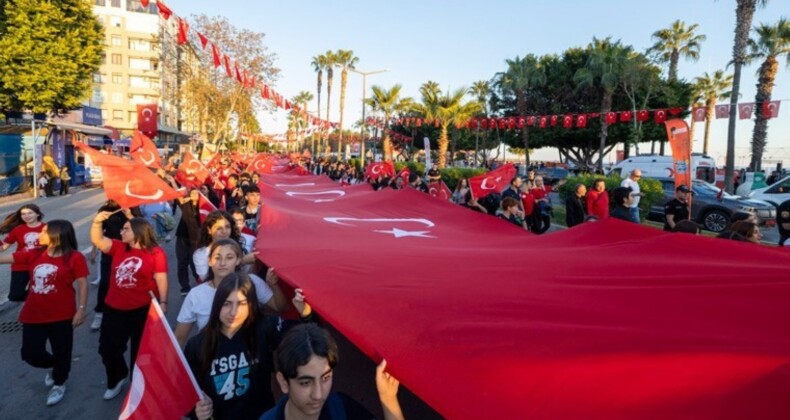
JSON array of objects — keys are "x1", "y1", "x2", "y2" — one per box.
[{"x1": 350, "y1": 68, "x2": 388, "y2": 169}]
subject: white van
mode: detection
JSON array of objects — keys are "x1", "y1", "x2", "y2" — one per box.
[{"x1": 608, "y1": 154, "x2": 716, "y2": 183}]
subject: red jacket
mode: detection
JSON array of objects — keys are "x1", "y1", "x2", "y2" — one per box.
[{"x1": 586, "y1": 189, "x2": 609, "y2": 219}]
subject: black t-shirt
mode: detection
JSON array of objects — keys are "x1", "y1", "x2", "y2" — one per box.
[
  {"x1": 244, "y1": 205, "x2": 261, "y2": 232},
  {"x1": 663, "y1": 198, "x2": 690, "y2": 231},
  {"x1": 261, "y1": 392, "x2": 374, "y2": 420}
]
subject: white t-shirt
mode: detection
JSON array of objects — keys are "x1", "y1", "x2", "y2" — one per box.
[
  {"x1": 621, "y1": 177, "x2": 641, "y2": 208},
  {"x1": 176, "y1": 273, "x2": 274, "y2": 331},
  {"x1": 239, "y1": 233, "x2": 255, "y2": 254},
  {"x1": 192, "y1": 246, "x2": 210, "y2": 280}
]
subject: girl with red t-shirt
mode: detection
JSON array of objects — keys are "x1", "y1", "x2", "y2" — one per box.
[
  {"x1": 0, "y1": 219, "x2": 88, "y2": 406},
  {"x1": 91, "y1": 212, "x2": 168, "y2": 401},
  {"x1": 0, "y1": 204, "x2": 46, "y2": 302}
]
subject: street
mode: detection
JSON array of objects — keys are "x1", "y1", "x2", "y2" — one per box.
[{"x1": 0, "y1": 187, "x2": 441, "y2": 419}]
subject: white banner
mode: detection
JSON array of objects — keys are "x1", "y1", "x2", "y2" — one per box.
[{"x1": 424, "y1": 137, "x2": 432, "y2": 171}]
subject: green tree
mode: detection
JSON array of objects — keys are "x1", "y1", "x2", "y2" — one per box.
[
  {"x1": 469, "y1": 80, "x2": 491, "y2": 165},
  {"x1": 334, "y1": 49, "x2": 359, "y2": 157},
  {"x1": 500, "y1": 54, "x2": 546, "y2": 167},
  {"x1": 574, "y1": 37, "x2": 633, "y2": 171},
  {"x1": 694, "y1": 70, "x2": 733, "y2": 155},
  {"x1": 620, "y1": 53, "x2": 661, "y2": 158},
  {"x1": 724, "y1": 0, "x2": 769, "y2": 193},
  {"x1": 365, "y1": 84, "x2": 401, "y2": 161},
  {"x1": 747, "y1": 17, "x2": 789, "y2": 171},
  {"x1": 0, "y1": 0, "x2": 104, "y2": 113},
  {"x1": 648, "y1": 20, "x2": 706, "y2": 82},
  {"x1": 415, "y1": 85, "x2": 477, "y2": 168}
]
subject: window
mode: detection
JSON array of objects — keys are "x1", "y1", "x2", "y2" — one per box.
[
  {"x1": 128, "y1": 39, "x2": 150, "y2": 51},
  {"x1": 101, "y1": 110, "x2": 109, "y2": 120},
  {"x1": 92, "y1": 89, "x2": 104, "y2": 103},
  {"x1": 111, "y1": 54, "x2": 122, "y2": 65},
  {"x1": 128, "y1": 111, "x2": 138, "y2": 124},
  {"x1": 129, "y1": 58, "x2": 151, "y2": 70},
  {"x1": 111, "y1": 35, "x2": 122, "y2": 46},
  {"x1": 93, "y1": 73, "x2": 106, "y2": 83},
  {"x1": 112, "y1": 110, "x2": 123, "y2": 121},
  {"x1": 110, "y1": 16, "x2": 122, "y2": 28},
  {"x1": 112, "y1": 73, "x2": 122, "y2": 84},
  {"x1": 111, "y1": 92, "x2": 123, "y2": 104},
  {"x1": 94, "y1": 0, "x2": 106, "y2": 6},
  {"x1": 111, "y1": 0, "x2": 121, "y2": 7}
]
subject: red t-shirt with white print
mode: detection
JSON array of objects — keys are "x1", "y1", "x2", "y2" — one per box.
[
  {"x1": 4, "y1": 223, "x2": 46, "y2": 271},
  {"x1": 16, "y1": 248, "x2": 89, "y2": 324},
  {"x1": 104, "y1": 239, "x2": 167, "y2": 310}
]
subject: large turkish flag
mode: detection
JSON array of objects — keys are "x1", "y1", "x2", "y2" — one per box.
[
  {"x1": 468, "y1": 163, "x2": 516, "y2": 199},
  {"x1": 136, "y1": 104, "x2": 158, "y2": 138},
  {"x1": 256, "y1": 173, "x2": 790, "y2": 420}
]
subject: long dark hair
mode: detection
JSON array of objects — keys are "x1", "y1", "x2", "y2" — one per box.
[
  {"x1": 0, "y1": 204, "x2": 43, "y2": 234},
  {"x1": 126, "y1": 217, "x2": 159, "y2": 251},
  {"x1": 45, "y1": 219, "x2": 78, "y2": 257},
  {"x1": 198, "y1": 211, "x2": 241, "y2": 248},
  {"x1": 198, "y1": 272, "x2": 260, "y2": 378},
  {"x1": 204, "y1": 239, "x2": 243, "y2": 283}
]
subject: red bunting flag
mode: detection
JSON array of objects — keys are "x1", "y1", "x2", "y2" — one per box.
[
  {"x1": 605, "y1": 112, "x2": 617, "y2": 124},
  {"x1": 550, "y1": 115, "x2": 558, "y2": 127},
  {"x1": 211, "y1": 44, "x2": 221, "y2": 67},
  {"x1": 517, "y1": 117, "x2": 525, "y2": 129},
  {"x1": 177, "y1": 18, "x2": 188, "y2": 45},
  {"x1": 136, "y1": 104, "x2": 157, "y2": 138},
  {"x1": 508, "y1": 117, "x2": 516, "y2": 130},
  {"x1": 73, "y1": 142, "x2": 182, "y2": 208},
  {"x1": 235, "y1": 63, "x2": 243, "y2": 83},
  {"x1": 539, "y1": 116, "x2": 548, "y2": 128},
  {"x1": 469, "y1": 163, "x2": 516, "y2": 199},
  {"x1": 140, "y1": 0, "x2": 149, "y2": 7},
  {"x1": 129, "y1": 131, "x2": 161, "y2": 169},
  {"x1": 576, "y1": 114, "x2": 588, "y2": 128},
  {"x1": 223, "y1": 55, "x2": 232, "y2": 78},
  {"x1": 619, "y1": 111, "x2": 632, "y2": 122},
  {"x1": 669, "y1": 107, "x2": 684, "y2": 116},
  {"x1": 428, "y1": 181, "x2": 453, "y2": 201},
  {"x1": 762, "y1": 100, "x2": 781, "y2": 119},
  {"x1": 715, "y1": 104, "x2": 730, "y2": 119},
  {"x1": 654, "y1": 109, "x2": 667, "y2": 123},
  {"x1": 636, "y1": 110, "x2": 650, "y2": 122},
  {"x1": 498, "y1": 118, "x2": 506, "y2": 130},
  {"x1": 527, "y1": 116, "x2": 536, "y2": 127},
  {"x1": 118, "y1": 300, "x2": 201, "y2": 420},
  {"x1": 562, "y1": 114, "x2": 573, "y2": 128},
  {"x1": 480, "y1": 118, "x2": 489, "y2": 129},
  {"x1": 261, "y1": 85, "x2": 270, "y2": 99},
  {"x1": 155, "y1": 0, "x2": 172, "y2": 20},
  {"x1": 197, "y1": 32, "x2": 208, "y2": 49},
  {"x1": 738, "y1": 103, "x2": 755, "y2": 120},
  {"x1": 692, "y1": 106, "x2": 707, "y2": 122}
]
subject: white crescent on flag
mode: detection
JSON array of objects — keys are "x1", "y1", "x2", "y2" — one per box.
[
  {"x1": 141, "y1": 108, "x2": 153, "y2": 120},
  {"x1": 118, "y1": 365, "x2": 145, "y2": 420},
  {"x1": 139, "y1": 150, "x2": 156, "y2": 167},
  {"x1": 372, "y1": 165, "x2": 382, "y2": 175},
  {"x1": 125, "y1": 181, "x2": 164, "y2": 201},
  {"x1": 285, "y1": 190, "x2": 345, "y2": 203},
  {"x1": 480, "y1": 177, "x2": 497, "y2": 190}
]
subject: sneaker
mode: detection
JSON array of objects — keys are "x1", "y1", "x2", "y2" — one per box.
[
  {"x1": 44, "y1": 372, "x2": 54, "y2": 387},
  {"x1": 46, "y1": 385, "x2": 65, "y2": 406},
  {"x1": 180, "y1": 288, "x2": 190, "y2": 296},
  {"x1": 103, "y1": 378, "x2": 126, "y2": 400},
  {"x1": 90, "y1": 278, "x2": 100, "y2": 286},
  {"x1": 90, "y1": 313, "x2": 103, "y2": 331},
  {"x1": 0, "y1": 296, "x2": 8, "y2": 306}
]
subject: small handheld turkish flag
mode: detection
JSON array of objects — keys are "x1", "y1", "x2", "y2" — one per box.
[
  {"x1": 197, "y1": 192, "x2": 217, "y2": 223},
  {"x1": 118, "y1": 300, "x2": 201, "y2": 420},
  {"x1": 178, "y1": 151, "x2": 210, "y2": 185},
  {"x1": 469, "y1": 163, "x2": 516, "y2": 200},
  {"x1": 428, "y1": 181, "x2": 453, "y2": 201},
  {"x1": 129, "y1": 131, "x2": 161, "y2": 169}
]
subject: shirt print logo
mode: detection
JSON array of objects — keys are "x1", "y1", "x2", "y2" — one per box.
[
  {"x1": 32, "y1": 263, "x2": 58, "y2": 294},
  {"x1": 115, "y1": 257, "x2": 143, "y2": 288},
  {"x1": 23, "y1": 232, "x2": 40, "y2": 250}
]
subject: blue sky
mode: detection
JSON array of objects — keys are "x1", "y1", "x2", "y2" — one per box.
[{"x1": 167, "y1": 0, "x2": 789, "y2": 165}]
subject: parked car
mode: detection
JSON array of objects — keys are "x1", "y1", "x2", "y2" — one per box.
[
  {"x1": 646, "y1": 177, "x2": 776, "y2": 232},
  {"x1": 747, "y1": 175, "x2": 790, "y2": 208},
  {"x1": 533, "y1": 167, "x2": 570, "y2": 186}
]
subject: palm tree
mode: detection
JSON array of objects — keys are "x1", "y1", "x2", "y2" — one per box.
[
  {"x1": 648, "y1": 20, "x2": 706, "y2": 82},
  {"x1": 365, "y1": 84, "x2": 402, "y2": 161},
  {"x1": 747, "y1": 18, "x2": 789, "y2": 171},
  {"x1": 724, "y1": 0, "x2": 769, "y2": 193},
  {"x1": 334, "y1": 49, "x2": 359, "y2": 158},
  {"x1": 293, "y1": 91, "x2": 314, "y2": 152},
  {"x1": 694, "y1": 70, "x2": 733, "y2": 155},
  {"x1": 575, "y1": 37, "x2": 633, "y2": 171},
  {"x1": 469, "y1": 80, "x2": 490, "y2": 166},
  {"x1": 500, "y1": 55, "x2": 546, "y2": 167},
  {"x1": 415, "y1": 86, "x2": 478, "y2": 168},
  {"x1": 688, "y1": 83, "x2": 705, "y2": 148},
  {"x1": 310, "y1": 54, "x2": 327, "y2": 117},
  {"x1": 324, "y1": 50, "x2": 337, "y2": 124}
]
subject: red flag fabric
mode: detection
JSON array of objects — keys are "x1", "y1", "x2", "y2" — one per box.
[
  {"x1": 527, "y1": 116, "x2": 536, "y2": 127},
  {"x1": 576, "y1": 114, "x2": 587, "y2": 128},
  {"x1": 468, "y1": 163, "x2": 516, "y2": 199},
  {"x1": 517, "y1": 117, "x2": 525, "y2": 129},
  {"x1": 211, "y1": 44, "x2": 221, "y2": 67},
  {"x1": 118, "y1": 300, "x2": 201, "y2": 420},
  {"x1": 223, "y1": 55, "x2": 233, "y2": 78},
  {"x1": 136, "y1": 104, "x2": 157, "y2": 138},
  {"x1": 550, "y1": 115, "x2": 558, "y2": 127},
  {"x1": 692, "y1": 106, "x2": 707, "y2": 122},
  {"x1": 247, "y1": 153, "x2": 273, "y2": 175},
  {"x1": 205, "y1": 152, "x2": 221, "y2": 169},
  {"x1": 538, "y1": 116, "x2": 547, "y2": 128},
  {"x1": 715, "y1": 104, "x2": 730, "y2": 119},
  {"x1": 665, "y1": 119, "x2": 692, "y2": 197},
  {"x1": 256, "y1": 173, "x2": 790, "y2": 420},
  {"x1": 654, "y1": 109, "x2": 667, "y2": 124},
  {"x1": 562, "y1": 114, "x2": 573, "y2": 128},
  {"x1": 365, "y1": 162, "x2": 395, "y2": 179},
  {"x1": 636, "y1": 110, "x2": 650, "y2": 122},
  {"x1": 140, "y1": 0, "x2": 149, "y2": 7},
  {"x1": 668, "y1": 107, "x2": 684, "y2": 116},
  {"x1": 177, "y1": 18, "x2": 189, "y2": 45},
  {"x1": 129, "y1": 131, "x2": 161, "y2": 169},
  {"x1": 619, "y1": 111, "x2": 632, "y2": 122},
  {"x1": 197, "y1": 192, "x2": 217, "y2": 223},
  {"x1": 155, "y1": 0, "x2": 172, "y2": 20},
  {"x1": 427, "y1": 181, "x2": 452, "y2": 201},
  {"x1": 605, "y1": 112, "x2": 617, "y2": 124},
  {"x1": 197, "y1": 32, "x2": 208, "y2": 49},
  {"x1": 73, "y1": 142, "x2": 182, "y2": 208},
  {"x1": 762, "y1": 100, "x2": 781, "y2": 119},
  {"x1": 395, "y1": 167, "x2": 410, "y2": 183},
  {"x1": 178, "y1": 151, "x2": 209, "y2": 186},
  {"x1": 738, "y1": 103, "x2": 755, "y2": 120}
]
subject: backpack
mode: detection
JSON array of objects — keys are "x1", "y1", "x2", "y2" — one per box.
[
  {"x1": 155, "y1": 211, "x2": 177, "y2": 232},
  {"x1": 480, "y1": 192, "x2": 502, "y2": 215}
]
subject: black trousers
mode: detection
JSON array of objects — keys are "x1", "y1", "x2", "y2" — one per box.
[
  {"x1": 59, "y1": 180, "x2": 69, "y2": 195},
  {"x1": 99, "y1": 305, "x2": 148, "y2": 389},
  {"x1": 21, "y1": 320, "x2": 73, "y2": 386},
  {"x1": 175, "y1": 237, "x2": 197, "y2": 290},
  {"x1": 94, "y1": 254, "x2": 112, "y2": 313}
]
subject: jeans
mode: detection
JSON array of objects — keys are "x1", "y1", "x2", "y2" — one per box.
[
  {"x1": 94, "y1": 254, "x2": 112, "y2": 313},
  {"x1": 629, "y1": 207, "x2": 640, "y2": 223},
  {"x1": 99, "y1": 305, "x2": 149, "y2": 388},
  {"x1": 21, "y1": 320, "x2": 73, "y2": 386}
]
